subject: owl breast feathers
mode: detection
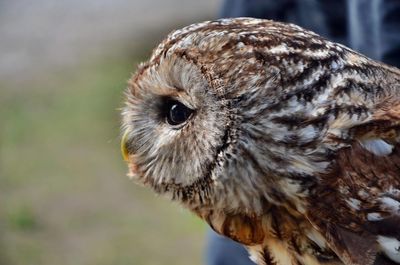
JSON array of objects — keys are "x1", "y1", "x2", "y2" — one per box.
[{"x1": 121, "y1": 18, "x2": 400, "y2": 265}]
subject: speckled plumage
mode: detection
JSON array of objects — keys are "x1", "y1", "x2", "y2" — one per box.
[{"x1": 121, "y1": 18, "x2": 400, "y2": 265}]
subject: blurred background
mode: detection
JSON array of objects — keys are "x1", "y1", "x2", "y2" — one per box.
[{"x1": 0, "y1": 1, "x2": 219, "y2": 264}]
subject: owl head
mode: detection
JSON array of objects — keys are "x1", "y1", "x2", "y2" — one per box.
[{"x1": 121, "y1": 18, "x2": 341, "y2": 213}]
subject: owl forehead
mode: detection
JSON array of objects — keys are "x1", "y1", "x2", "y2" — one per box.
[
  {"x1": 140, "y1": 18, "x2": 343, "y2": 101},
  {"x1": 130, "y1": 58, "x2": 215, "y2": 108}
]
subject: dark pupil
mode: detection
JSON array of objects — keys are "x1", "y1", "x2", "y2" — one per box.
[{"x1": 167, "y1": 101, "x2": 193, "y2": 126}]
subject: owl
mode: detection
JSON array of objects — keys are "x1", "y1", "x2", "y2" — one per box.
[{"x1": 121, "y1": 18, "x2": 400, "y2": 265}]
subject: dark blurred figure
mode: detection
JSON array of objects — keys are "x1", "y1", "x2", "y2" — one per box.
[
  {"x1": 206, "y1": 1, "x2": 400, "y2": 265},
  {"x1": 206, "y1": 230, "x2": 255, "y2": 265}
]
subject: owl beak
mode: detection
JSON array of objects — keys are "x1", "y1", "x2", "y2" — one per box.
[{"x1": 121, "y1": 130, "x2": 130, "y2": 161}]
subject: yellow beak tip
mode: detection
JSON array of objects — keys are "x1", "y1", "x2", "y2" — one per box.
[{"x1": 121, "y1": 131, "x2": 130, "y2": 161}]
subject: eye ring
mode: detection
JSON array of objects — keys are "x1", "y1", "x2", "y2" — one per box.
[{"x1": 164, "y1": 99, "x2": 194, "y2": 127}]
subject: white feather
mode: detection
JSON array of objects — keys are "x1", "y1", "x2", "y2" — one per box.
[
  {"x1": 367, "y1": 212, "x2": 384, "y2": 221},
  {"x1": 346, "y1": 198, "x2": 361, "y2": 210},
  {"x1": 377, "y1": 236, "x2": 400, "y2": 263},
  {"x1": 359, "y1": 138, "x2": 394, "y2": 156},
  {"x1": 380, "y1": 196, "x2": 400, "y2": 213}
]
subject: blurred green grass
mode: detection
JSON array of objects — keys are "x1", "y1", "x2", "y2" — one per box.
[{"x1": 0, "y1": 53, "x2": 206, "y2": 265}]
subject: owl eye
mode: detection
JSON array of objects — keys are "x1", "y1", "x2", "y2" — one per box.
[{"x1": 164, "y1": 100, "x2": 194, "y2": 126}]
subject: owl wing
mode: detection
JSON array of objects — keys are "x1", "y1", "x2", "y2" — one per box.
[{"x1": 306, "y1": 101, "x2": 400, "y2": 265}]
